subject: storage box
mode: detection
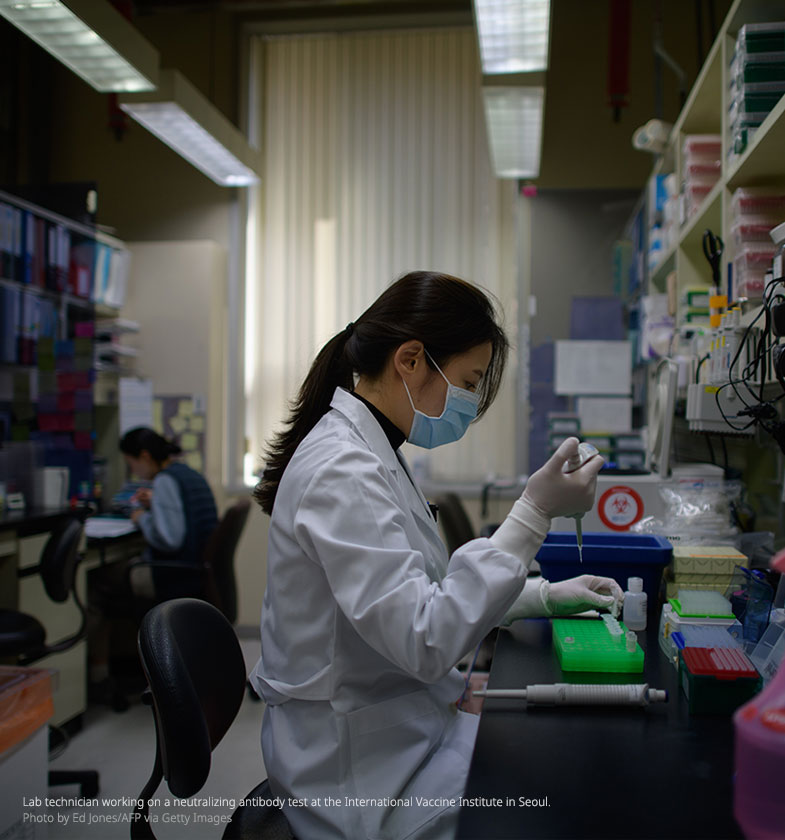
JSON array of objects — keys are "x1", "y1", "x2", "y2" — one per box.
[
  {"x1": 672, "y1": 544, "x2": 749, "y2": 575},
  {"x1": 535, "y1": 532, "x2": 673, "y2": 622},
  {"x1": 731, "y1": 186, "x2": 785, "y2": 220},
  {"x1": 658, "y1": 601, "x2": 742, "y2": 665},
  {"x1": 736, "y1": 22, "x2": 785, "y2": 54},
  {"x1": 731, "y1": 219, "x2": 778, "y2": 248},
  {"x1": 679, "y1": 647, "x2": 761, "y2": 714}
]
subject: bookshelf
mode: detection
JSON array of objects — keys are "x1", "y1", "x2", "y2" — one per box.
[
  {"x1": 643, "y1": 0, "x2": 785, "y2": 314},
  {"x1": 0, "y1": 189, "x2": 130, "y2": 504}
]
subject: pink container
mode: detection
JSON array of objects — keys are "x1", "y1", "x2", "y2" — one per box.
[{"x1": 733, "y1": 553, "x2": 785, "y2": 838}]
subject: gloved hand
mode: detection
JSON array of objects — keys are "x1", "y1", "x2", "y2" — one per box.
[
  {"x1": 523, "y1": 437, "x2": 604, "y2": 519},
  {"x1": 541, "y1": 575, "x2": 624, "y2": 617},
  {"x1": 489, "y1": 437, "x2": 603, "y2": 566}
]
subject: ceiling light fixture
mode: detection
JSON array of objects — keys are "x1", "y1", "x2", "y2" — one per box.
[
  {"x1": 119, "y1": 70, "x2": 261, "y2": 187},
  {"x1": 473, "y1": 0, "x2": 551, "y2": 74},
  {"x1": 0, "y1": 0, "x2": 158, "y2": 92},
  {"x1": 482, "y1": 85, "x2": 545, "y2": 179}
]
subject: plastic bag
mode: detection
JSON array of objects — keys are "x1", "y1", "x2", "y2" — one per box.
[{"x1": 630, "y1": 479, "x2": 743, "y2": 545}]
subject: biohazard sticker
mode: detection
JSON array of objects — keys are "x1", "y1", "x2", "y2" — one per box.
[{"x1": 598, "y1": 485, "x2": 644, "y2": 531}]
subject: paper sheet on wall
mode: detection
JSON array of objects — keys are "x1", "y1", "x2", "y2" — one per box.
[
  {"x1": 119, "y1": 378, "x2": 154, "y2": 433},
  {"x1": 154, "y1": 395, "x2": 207, "y2": 473},
  {"x1": 577, "y1": 397, "x2": 632, "y2": 433},
  {"x1": 554, "y1": 341, "x2": 632, "y2": 395}
]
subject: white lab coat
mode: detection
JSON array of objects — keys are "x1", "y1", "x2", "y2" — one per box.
[{"x1": 251, "y1": 387, "x2": 543, "y2": 839}]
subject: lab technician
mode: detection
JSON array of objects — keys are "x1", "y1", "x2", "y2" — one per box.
[
  {"x1": 251, "y1": 271, "x2": 619, "y2": 840},
  {"x1": 88, "y1": 427, "x2": 218, "y2": 706}
]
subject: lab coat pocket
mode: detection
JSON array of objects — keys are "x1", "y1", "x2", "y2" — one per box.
[{"x1": 347, "y1": 691, "x2": 473, "y2": 840}]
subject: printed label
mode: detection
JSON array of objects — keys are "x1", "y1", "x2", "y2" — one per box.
[{"x1": 598, "y1": 485, "x2": 644, "y2": 531}]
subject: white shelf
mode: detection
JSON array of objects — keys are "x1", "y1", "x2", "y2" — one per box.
[{"x1": 643, "y1": 0, "x2": 785, "y2": 318}]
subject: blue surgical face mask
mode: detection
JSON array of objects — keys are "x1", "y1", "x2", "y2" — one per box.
[{"x1": 403, "y1": 352, "x2": 480, "y2": 449}]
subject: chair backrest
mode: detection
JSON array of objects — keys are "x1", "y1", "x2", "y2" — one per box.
[
  {"x1": 136, "y1": 598, "x2": 247, "y2": 800},
  {"x1": 433, "y1": 493, "x2": 475, "y2": 554},
  {"x1": 202, "y1": 499, "x2": 251, "y2": 624},
  {"x1": 39, "y1": 517, "x2": 84, "y2": 603}
]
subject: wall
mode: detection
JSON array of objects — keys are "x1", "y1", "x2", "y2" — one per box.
[
  {"x1": 523, "y1": 188, "x2": 638, "y2": 470},
  {"x1": 121, "y1": 240, "x2": 227, "y2": 495},
  {"x1": 538, "y1": 0, "x2": 733, "y2": 188},
  {"x1": 528, "y1": 189, "x2": 638, "y2": 346}
]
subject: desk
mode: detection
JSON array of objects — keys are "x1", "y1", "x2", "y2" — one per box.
[
  {"x1": 85, "y1": 516, "x2": 143, "y2": 566},
  {"x1": 457, "y1": 619, "x2": 743, "y2": 840},
  {"x1": 0, "y1": 510, "x2": 143, "y2": 726}
]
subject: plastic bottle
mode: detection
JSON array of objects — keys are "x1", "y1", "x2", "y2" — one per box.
[
  {"x1": 623, "y1": 577, "x2": 647, "y2": 631},
  {"x1": 734, "y1": 550, "x2": 785, "y2": 838},
  {"x1": 733, "y1": 632, "x2": 785, "y2": 837}
]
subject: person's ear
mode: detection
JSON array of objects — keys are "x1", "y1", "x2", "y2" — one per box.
[{"x1": 392, "y1": 340, "x2": 425, "y2": 382}]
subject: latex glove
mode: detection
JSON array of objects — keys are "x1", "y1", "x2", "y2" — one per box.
[
  {"x1": 489, "y1": 438, "x2": 602, "y2": 566},
  {"x1": 540, "y1": 575, "x2": 625, "y2": 617},
  {"x1": 523, "y1": 437, "x2": 604, "y2": 519},
  {"x1": 501, "y1": 577, "x2": 551, "y2": 624}
]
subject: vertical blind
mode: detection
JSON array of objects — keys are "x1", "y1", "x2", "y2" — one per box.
[{"x1": 248, "y1": 26, "x2": 519, "y2": 481}]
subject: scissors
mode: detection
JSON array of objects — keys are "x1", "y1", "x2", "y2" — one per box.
[{"x1": 702, "y1": 229, "x2": 724, "y2": 287}]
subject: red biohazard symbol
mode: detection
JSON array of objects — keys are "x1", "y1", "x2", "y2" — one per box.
[
  {"x1": 612, "y1": 497, "x2": 630, "y2": 514},
  {"x1": 598, "y1": 486, "x2": 644, "y2": 531}
]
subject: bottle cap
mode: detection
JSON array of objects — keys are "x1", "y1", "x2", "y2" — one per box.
[{"x1": 627, "y1": 577, "x2": 643, "y2": 593}]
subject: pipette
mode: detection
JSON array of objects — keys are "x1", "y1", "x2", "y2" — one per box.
[
  {"x1": 562, "y1": 442, "x2": 599, "y2": 563},
  {"x1": 473, "y1": 683, "x2": 668, "y2": 706}
]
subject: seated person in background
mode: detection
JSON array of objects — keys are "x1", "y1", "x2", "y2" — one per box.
[
  {"x1": 120, "y1": 427, "x2": 218, "y2": 600},
  {"x1": 88, "y1": 427, "x2": 218, "y2": 708}
]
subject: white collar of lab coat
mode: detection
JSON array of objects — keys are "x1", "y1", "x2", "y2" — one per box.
[
  {"x1": 330, "y1": 387, "x2": 440, "y2": 537},
  {"x1": 330, "y1": 387, "x2": 402, "y2": 475}
]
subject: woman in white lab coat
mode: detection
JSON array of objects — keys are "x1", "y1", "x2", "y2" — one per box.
[{"x1": 251, "y1": 271, "x2": 619, "y2": 840}]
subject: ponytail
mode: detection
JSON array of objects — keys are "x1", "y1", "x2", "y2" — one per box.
[
  {"x1": 253, "y1": 328, "x2": 354, "y2": 513},
  {"x1": 120, "y1": 427, "x2": 182, "y2": 463},
  {"x1": 254, "y1": 271, "x2": 509, "y2": 514}
]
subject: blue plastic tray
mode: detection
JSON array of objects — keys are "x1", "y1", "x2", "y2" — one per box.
[{"x1": 536, "y1": 532, "x2": 673, "y2": 620}]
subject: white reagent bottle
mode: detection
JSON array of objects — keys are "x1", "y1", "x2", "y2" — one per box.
[{"x1": 623, "y1": 577, "x2": 647, "y2": 631}]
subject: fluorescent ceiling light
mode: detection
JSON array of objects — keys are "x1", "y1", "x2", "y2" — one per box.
[
  {"x1": 473, "y1": 0, "x2": 551, "y2": 74},
  {"x1": 482, "y1": 86, "x2": 544, "y2": 178},
  {"x1": 0, "y1": 0, "x2": 158, "y2": 92},
  {"x1": 119, "y1": 70, "x2": 261, "y2": 187}
]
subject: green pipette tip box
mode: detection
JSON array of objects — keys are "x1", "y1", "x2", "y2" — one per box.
[
  {"x1": 668, "y1": 596, "x2": 735, "y2": 620},
  {"x1": 553, "y1": 619, "x2": 644, "y2": 673}
]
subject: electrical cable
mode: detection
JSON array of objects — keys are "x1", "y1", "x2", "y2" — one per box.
[
  {"x1": 713, "y1": 278, "x2": 785, "y2": 431},
  {"x1": 695, "y1": 354, "x2": 709, "y2": 383},
  {"x1": 706, "y1": 433, "x2": 715, "y2": 465}
]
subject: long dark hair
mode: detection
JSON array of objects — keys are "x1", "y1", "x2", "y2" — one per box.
[
  {"x1": 119, "y1": 427, "x2": 182, "y2": 464},
  {"x1": 255, "y1": 271, "x2": 509, "y2": 514}
]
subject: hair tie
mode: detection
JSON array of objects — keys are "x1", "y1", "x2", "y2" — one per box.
[{"x1": 345, "y1": 322, "x2": 355, "y2": 336}]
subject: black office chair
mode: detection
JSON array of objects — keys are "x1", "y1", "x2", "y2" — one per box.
[
  {"x1": 126, "y1": 498, "x2": 252, "y2": 619},
  {"x1": 201, "y1": 498, "x2": 251, "y2": 624},
  {"x1": 433, "y1": 493, "x2": 476, "y2": 554},
  {"x1": 0, "y1": 516, "x2": 99, "y2": 797},
  {"x1": 133, "y1": 598, "x2": 294, "y2": 840}
]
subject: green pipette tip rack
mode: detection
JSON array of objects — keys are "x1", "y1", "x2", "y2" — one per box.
[{"x1": 553, "y1": 618, "x2": 644, "y2": 673}]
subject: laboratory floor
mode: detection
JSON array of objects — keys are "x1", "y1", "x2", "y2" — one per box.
[{"x1": 47, "y1": 636, "x2": 266, "y2": 840}]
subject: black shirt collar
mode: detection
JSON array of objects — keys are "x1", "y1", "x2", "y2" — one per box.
[{"x1": 350, "y1": 391, "x2": 406, "y2": 451}]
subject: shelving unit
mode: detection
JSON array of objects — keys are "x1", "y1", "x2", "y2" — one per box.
[
  {"x1": 644, "y1": 0, "x2": 785, "y2": 316},
  {"x1": 0, "y1": 189, "x2": 130, "y2": 503}
]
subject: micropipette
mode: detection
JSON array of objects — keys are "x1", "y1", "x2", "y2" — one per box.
[
  {"x1": 562, "y1": 442, "x2": 599, "y2": 564},
  {"x1": 473, "y1": 683, "x2": 668, "y2": 706}
]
